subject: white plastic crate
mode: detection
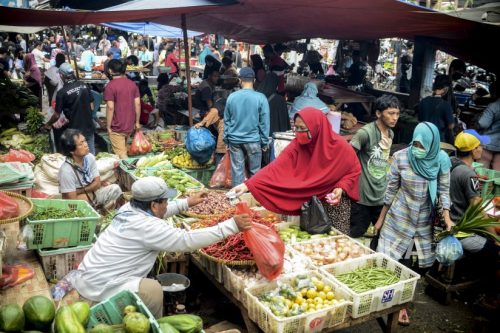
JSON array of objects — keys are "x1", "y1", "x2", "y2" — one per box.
[
  {"x1": 320, "y1": 253, "x2": 420, "y2": 318},
  {"x1": 37, "y1": 243, "x2": 92, "y2": 280},
  {"x1": 288, "y1": 235, "x2": 374, "y2": 268},
  {"x1": 244, "y1": 270, "x2": 351, "y2": 333}
]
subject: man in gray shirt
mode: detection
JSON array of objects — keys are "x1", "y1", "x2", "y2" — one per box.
[
  {"x1": 58, "y1": 128, "x2": 122, "y2": 209},
  {"x1": 450, "y1": 130, "x2": 496, "y2": 254}
]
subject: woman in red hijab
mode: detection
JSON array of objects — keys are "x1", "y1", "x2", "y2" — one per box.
[
  {"x1": 23, "y1": 53, "x2": 42, "y2": 100},
  {"x1": 232, "y1": 107, "x2": 361, "y2": 234}
]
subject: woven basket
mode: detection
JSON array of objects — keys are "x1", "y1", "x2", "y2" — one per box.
[
  {"x1": 198, "y1": 249, "x2": 255, "y2": 266},
  {"x1": 0, "y1": 190, "x2": 34, "y2": 225}
]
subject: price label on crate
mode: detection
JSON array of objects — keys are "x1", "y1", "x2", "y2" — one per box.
[
  {"x1": 381, "y1": 288, "x2": 395, "y2": 303},
  {"x1": 305, "y1": 315, "x2": 326, "y2": 332}
]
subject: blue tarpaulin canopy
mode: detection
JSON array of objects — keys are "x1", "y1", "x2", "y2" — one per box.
[{"x1": 103, "y1": 21, "x2": 202, "y2": 38}]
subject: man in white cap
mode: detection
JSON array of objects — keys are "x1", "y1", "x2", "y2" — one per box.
[{"x1": 74, "y1": 176, "x2": 252, "y2": 318}]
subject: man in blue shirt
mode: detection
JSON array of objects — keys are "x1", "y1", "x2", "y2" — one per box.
[{"x1": 224, "y1": 67, "x2": 270, "y2": 186}]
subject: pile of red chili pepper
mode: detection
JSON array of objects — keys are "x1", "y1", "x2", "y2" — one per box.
[{"x1": 200, "y1": 211, "x2": 279, "y2": 262}]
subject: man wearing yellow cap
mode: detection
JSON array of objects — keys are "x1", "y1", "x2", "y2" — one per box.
[{"x1": 450, "y1": 130, "x2": 497, "y2": 253}]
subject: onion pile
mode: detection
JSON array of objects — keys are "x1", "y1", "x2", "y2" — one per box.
[
  {"x1": 292, "y1": 237, "x2": 370, "y2": 266},
  {"x1": 187, "y1": 191, "x2": 232, "y2": 215}
]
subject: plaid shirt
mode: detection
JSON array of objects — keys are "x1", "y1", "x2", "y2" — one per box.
[{"x1": 377, "y1": 148, "x2": 450, "y2": 268}]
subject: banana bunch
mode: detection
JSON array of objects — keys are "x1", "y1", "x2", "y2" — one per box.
[{"x1": 172, "y1": 152, "x2": 201, "y2": 168}]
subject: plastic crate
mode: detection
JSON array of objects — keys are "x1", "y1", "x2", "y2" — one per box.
[
  {"x1": 476, "y1": 167, "x2": 500, "y2": 198},
  {"x1": 37, "y1": 243, "x2": 92, "y2": 280},
  {"x1": 27, "y1": 199, "x2": 100, "y2": 250},
  {"x1": 320, "y1": 253, "x2": 420, "y2": 318},
  {"x1": 288, "y1": 236, "x2": 374, "y2": 268},
  {"x1": 244, "y1": 270, "x2": 351, "y2": 333},
  {"x1": 178, "y1": 165, "x2": 215, "y2": 186},
  {"x1": 87, "y1": 290, "x2": 161, "y2": 332}
]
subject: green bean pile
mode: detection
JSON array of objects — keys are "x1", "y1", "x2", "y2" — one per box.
[
  {"x1": 30, "y1": 206, "x2": 86, "y2": 220},
  {"x1": 336, "y1": 267, "x2": 399, "y2": 293}
]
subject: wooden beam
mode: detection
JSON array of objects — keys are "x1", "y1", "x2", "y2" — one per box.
[
  {"x1": 181, "y1": 14, "x2": 193, "y2": 127},
  {"x1": 408, "y1": 36, "x2": 436, "y2": 108},
  {"x1": 61, "y1": 26, "x2": 80, "y2": 80}
]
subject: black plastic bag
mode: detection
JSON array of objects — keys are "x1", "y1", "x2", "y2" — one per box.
[{"x1": 300, "y1": 196, "x2": 331, "y2": 234}]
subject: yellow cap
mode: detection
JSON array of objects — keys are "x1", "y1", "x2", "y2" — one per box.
[{"x1": 454, "y1": 132, "x2": 480, "y2": 152}]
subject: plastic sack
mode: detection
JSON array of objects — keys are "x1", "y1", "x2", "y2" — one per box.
[
  {"x1": 238, "y1": 202, "x2": 285, "y2": 280},
  {"x1": 185, "y1": 127, "x2": 215, "y2": 164},
  {"x1": 300, "y1": 196, "x2": 331, "y2": 234},
  {"x1": 128, "y1": 130, "x2": 152, "y2": 156},
  {"x1": 209, "y1": 153, "x2": 232, "y2": 188},
  {"x1": 436, "y1": 235, "x2": 463, "y2": 266},
  {"x1": 0, "y1": 149, "x2": 35, "y2": 163},
  {"x1": 0, "y1": 191, "x2": 19, "y2": 219}
]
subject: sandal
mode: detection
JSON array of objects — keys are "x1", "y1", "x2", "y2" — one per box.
[{"x1": 398, "y1": 308, "x2": 410, "y2": 326}]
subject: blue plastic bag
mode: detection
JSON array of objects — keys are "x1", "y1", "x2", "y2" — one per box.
[
  {"x1": 185, "y1": 127, "x2": 216, "y2": 164},
  {"x1": 436, "y1": 235, "x2": 463, "y2": 266}
]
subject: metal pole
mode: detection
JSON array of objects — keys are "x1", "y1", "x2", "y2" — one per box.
[
  {"x1": 61, "y1": 26, "x2": 80, "y2": 80},
  {"x1": 181, "y1": 14, "x2": 193, "y2": 127}
]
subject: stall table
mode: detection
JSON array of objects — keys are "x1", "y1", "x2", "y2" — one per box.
[
  {"x1": 190, "y1": 254, "x2": 408, "y2": 333},
  {"x1": 319, "y1": 84, "x2": 375, "y2": 116}
]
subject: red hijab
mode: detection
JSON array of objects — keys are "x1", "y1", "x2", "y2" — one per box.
[
  {"x1": 246, "y1": 107, "x2": 360, "y2": 215},
  {"x1": 24, "y1": 53, "x2": 42, "y2": 85}
]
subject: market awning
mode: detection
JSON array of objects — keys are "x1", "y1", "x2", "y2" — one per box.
[
  {"x1": 149, "y1": 0, "x2": 500, "y2": 72},
  {"x1": 102, "y1": 22, "x2": 203, "y2": 38},
  {"x1": 0, "y1": 0, "x2": 235, "y2": 26},
  {"x1": 446, "y1": 2, "x2": 500, "y2": 25},
  {"x1": 0, "y1": 25, "x2": 47, "y2": 34}
]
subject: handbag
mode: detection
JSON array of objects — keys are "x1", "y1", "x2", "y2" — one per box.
[{"x1": 300, "y1": 196, "x2": 331, "y2": 234}]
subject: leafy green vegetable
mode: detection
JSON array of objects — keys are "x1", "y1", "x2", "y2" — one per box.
[{"x1": 437, "y1": 199, "x2": 499, "y2": 242}]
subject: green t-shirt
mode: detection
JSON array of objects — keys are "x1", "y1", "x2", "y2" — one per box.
[{"x1": 351, "y1": 122, "x2": 393, "y2": 206}]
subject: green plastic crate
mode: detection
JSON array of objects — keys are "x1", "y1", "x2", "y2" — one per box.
[
  {"x1": 27, "y1": 199, "x2": 100, "y2": 250},
  {"x1": 178, "y1": 165, "x2": 215, "y2": 186},
  {"x1": 87, "y1": 290, "x2": 161, "y2": 333},
  {"x1": 476, "y1": 168, "x2": 500, "y2": 198}
]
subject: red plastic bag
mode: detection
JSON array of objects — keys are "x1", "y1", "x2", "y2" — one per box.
[
  {"x1": 209, "y1": 153, "x2": 232, "y2": 188},
  {"x1": 31, "y1": 189, "x2": 50, "y2": 198},
  {"x1": 0, "y1": 149, "x2": 35, "y2": 163},
  {"x1": 139, "y1": 101, "x2": 154, "y2": 125},
  {"x1": 239, "y1": 203, "x2": 285, "y2": 280},
  {"x1": 128, "y1": 130, "x2": 152, "y2": 156},
  {"x1": 0, "y1": 191, "x2": 19, "y2": 219}
]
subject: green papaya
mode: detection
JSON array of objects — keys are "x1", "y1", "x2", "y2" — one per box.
[
  {"x1": 54, "y1": 306, "x2": 85, "y2": 333},
  {"x1": 158, "y1": 314, "x2": 202, "y2": 333},
  {"x1": 69, "y1": 302, "x2": 90, "y2": 326},
  {"x1": 23, "y1": 295, "x2": 55, "y2": 330},
  {"x1": 0, "y1": 304, "x2": 25, "y2": 332},
  {"x1": 159, "y1": 322, "x2": 180, "y2": 333},
  {"x1": 89, "y1": 323, "x2": 114, "y2": 333}
]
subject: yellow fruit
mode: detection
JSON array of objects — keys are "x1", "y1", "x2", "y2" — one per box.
[
  {"x1": 318, "y1": 291, "x2": 327, "y2": 300},
  {"x1": 294, "y1": 296, "x2": 304, "y2": 305},
  {"x1": 323, "y1": 285, "x2": 332, "y2": 293},
  {"x1": 314, "y1": 297, "x2": 323, "y2": 305},
  {"x1": 306, "y1": 298, "x2": 314, "y2": 304},
  {"x1": 314, "y1": 281, "x2": 325, "y2": 291},
  {"x1": 306, "y1": 289, "x2": 317, "y2": 299},
  {"x1": 326, "y1": 291, "x2": 335, "y2": 300},
  {"x1": 285, "y1": 299, "x2": 293, "y2": 308},
  {"x1": 311, "y1": 276, "x2": 319, "y2": 283},
  {"x1": 300, "y1": 288, "x2": 308, "y2": 297},
  {"x1": 307, "y1": 304, "x2": 316, "y2": 311}
]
